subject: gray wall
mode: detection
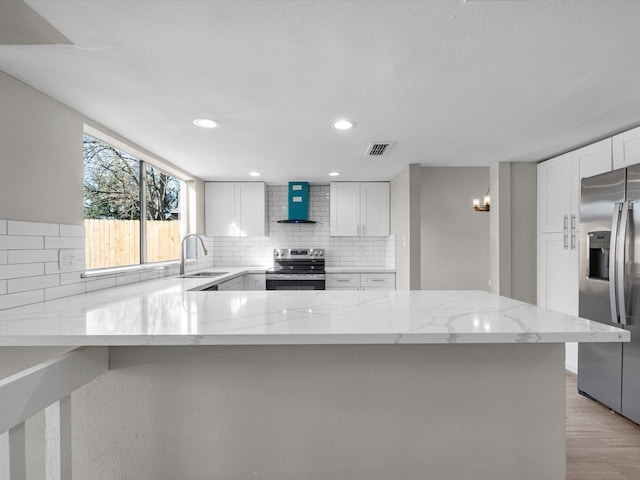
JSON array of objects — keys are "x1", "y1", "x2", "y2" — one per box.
[
  {"x1": 421, "y1": 167, "x2": 490, "y2": 290},
  {"x1": 0, "y1": 71, "x2": 84, "y2": 224},
  {"x1": 489, "y1": 162, "x2": 537, "y2": 303},
  {"x1": 390, "y1": 164, "x2": 421, "y2": 290},
  {"x1": 0, "y1": 72, "x2": 204, "y2": 230},
  {"x1": 0, "y1": 344, "x2": 566, "y2": 480},
  {"x1": 510, "y1": 163, "x2": 537, "y2": 303}
]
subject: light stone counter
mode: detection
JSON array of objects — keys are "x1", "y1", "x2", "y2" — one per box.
[
  {"x1": 0, "y1": 276, "x2": 628, "y2": 480},
  {"x1": 0, "y1": 275, "x2": 626, "y2": 345},
  {"x1": 324, "y1": 266, "x2": 396, "y2": 273}
]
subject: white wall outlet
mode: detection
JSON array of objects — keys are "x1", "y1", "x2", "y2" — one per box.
[{"x1": 59, "y1": 249, "x2": 77, "y2": 272}]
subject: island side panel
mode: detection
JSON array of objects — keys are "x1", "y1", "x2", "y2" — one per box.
[{"x1": 71, "y1": 344, "x2": 565, "y2": 480}]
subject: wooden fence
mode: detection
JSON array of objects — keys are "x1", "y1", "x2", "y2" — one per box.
[{"x1": 84, "y1": 219, "x2": 182, "y2": 269}]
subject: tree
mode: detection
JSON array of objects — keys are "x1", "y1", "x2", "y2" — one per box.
[{"x1": 83, "y1": 134, "x2": 180, "y2": 220}]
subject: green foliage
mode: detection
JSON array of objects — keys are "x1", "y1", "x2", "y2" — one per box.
[{"x1": 83, "y1": 134, "x2": 181, "y2": 220}]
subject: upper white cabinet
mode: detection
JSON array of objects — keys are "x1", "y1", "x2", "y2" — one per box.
[
  {"x1": 537, "y1": 139, "x2": 612, "y2": 235},
  {"x1": 577, "y1": 138, "x2": 613, "y2": 179},
  {"x1": 330, "y1": 182, "x2": 389, "y2": 236},
  {"x1": 613, "y1": 125, "x2": 640, "y2": 170},
  {"x1": 205, "y1": 182, "x2": 267, "y2": 237},
  {"x1": 537, "y1": 152, "x2": 579, "y2": 234}
]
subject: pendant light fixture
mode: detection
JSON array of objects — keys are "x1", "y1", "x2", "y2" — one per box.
[{"x1": 473, "y1": 189, "x2": 490, "y2": 212}]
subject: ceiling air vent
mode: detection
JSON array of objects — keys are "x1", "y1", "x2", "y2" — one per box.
[{"x1": 366, "y1": 142, "x2": 395, "y2": 156}]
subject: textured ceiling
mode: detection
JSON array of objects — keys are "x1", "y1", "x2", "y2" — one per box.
[{"x1": 1, "y1": 0, "x2": 640, "y2": 183}]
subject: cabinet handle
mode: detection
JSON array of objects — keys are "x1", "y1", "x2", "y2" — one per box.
[
  {"x1": 571, "y1": 214, "x2": 576, "y2": 232},
  {"x1": 564, "y1": 233, "x2": 569, "y2": 250},
  {"x1": 563, "y1": 215, "x2": 568, "y2": 232},
  {"x1": 371, "y1": 279, "x2": 385, "y2": 282},
  {"x1": 362, "y1": 224, "x2": 365, "y2": 235},
  {"x1": 571, "y1": 233, "x2": 576, "y2": 250},
  {"x1": 337, "y1": 279, "x2": 349, "y2": 282}
]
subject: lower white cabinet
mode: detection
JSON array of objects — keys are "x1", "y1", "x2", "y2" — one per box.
[
  {"x1": 537, "y1": 233, "x2": 578, "y2": 316},
  {"x1": 217, "y1": 276, "x2": 244, "y2": 291},
  {"x1": 243, "y1": 273, "x2": 266, "y2": 291},
  {"x1": 326, "y1": 272, "x2": 395, "y2": 290}
]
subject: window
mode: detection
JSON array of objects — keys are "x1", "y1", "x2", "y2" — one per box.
[{"x1": 83, "y1": 133, "x2": 185, "y2": 270}]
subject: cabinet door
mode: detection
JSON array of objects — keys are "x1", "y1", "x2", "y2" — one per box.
[
  {"x1": 205, "y1": 183, "x2": 236, "y2": 236},
  {"x1": 330, "y1": 183, "x2": 360, "y2": 236},
  {"x1": 613, "y1": 125, "x2": 640, "y2": 169},
  {"x1": 360, "y1": 183, "x2": 390, "y2": 236},
  {"x1": 538, "y1": 232, "x2": 578, "y2": 315},
  {"x1": 361, "y1": 273, "x2": 395, "y2": 289},
  {"x1": 326, "y1": 273, "x2": 360, "y2": 289},
  {"x1": 243, "y1": 273, "x2": 266, "y2": 291},
  {"x1": 236, "y1": 183, "x2": 266, "y2": 237},
  {"x1": 577, "y1": 138, "x2": 612, "y2": 180},
  {"x1": 537, "y1": 153, "x2": 574, "y2": 233},
  {"x1": 218, "y1": 276, "x2": 243, "y2": 291}
]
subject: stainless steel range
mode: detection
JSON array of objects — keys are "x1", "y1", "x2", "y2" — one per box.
[{"x1": 266, "y1": 248, "x2": 325, "y2": 290}]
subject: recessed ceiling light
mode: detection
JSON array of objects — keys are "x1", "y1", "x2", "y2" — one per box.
[
  {"x1": 333, "y1": 119, "x2": 355, "y2": 130},
  {"x1": 249, "y1": 171, "x2": 261, "y2": 177},
  {"x1": 193, "y1": 118, "x2": 219, "y2": 128},
  {"x1": 329, "y1": 172, "x2": 340, "y2": 177}
]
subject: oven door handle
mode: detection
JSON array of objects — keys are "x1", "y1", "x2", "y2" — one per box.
[{"x1": 267, "y1": 274, "x2": 326, "y2": 280}]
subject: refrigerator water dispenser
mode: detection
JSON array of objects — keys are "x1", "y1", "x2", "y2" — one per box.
[{"x1": 587, "y1": 231, "x2": 610, "y2": 281}]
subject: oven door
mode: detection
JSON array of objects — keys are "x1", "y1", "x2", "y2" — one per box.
[{"x1": 266, "y1": 273, "x2": 325, "y2": 290}]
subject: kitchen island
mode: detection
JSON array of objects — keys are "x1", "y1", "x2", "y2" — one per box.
[{"x1": 0, "y1": 279, "x2": 628, "y2": 480}]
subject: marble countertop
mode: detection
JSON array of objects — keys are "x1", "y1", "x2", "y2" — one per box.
[
  {"x1": 325, "y1": 267, "x2": 395, "y2": 273},
  {"x1": 0, "y1": 269, "x2": 628, "y2": 346}
]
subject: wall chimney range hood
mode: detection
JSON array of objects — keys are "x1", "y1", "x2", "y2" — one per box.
[{"x1": 277, "y1": 182, "x2": 316, "y2": 224}]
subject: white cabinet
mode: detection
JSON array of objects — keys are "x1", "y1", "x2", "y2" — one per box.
[
  {"x1": 537, "y1": 153, "x2": 579, "y2": 234},
  {"x1": 538, "y1": 139, "x2": 612, "y2": 236},
  {"x1": 217, "y1": 276, "x2": 243, "y2": 291},
  {"x1": 537, "y1": 150, "x2": 581, "y2": 316},
  {"x1": 205, "y1": 182, "x2": 267, "y2": 237},
  {"x1": 577, "y1": 138, "x2": 612, "y2": 179},
  {"x1": 330, "y1": 182, "x2": 389, "y2": 236},
  {"x1": 360, "y1": 273, "x2": 396, "y2": 290},
  {"x1": 613, "y1": 125, "x2": 640, "y2": 170},
  {"x1": 537, "y1": 233, "x2": 578, "y2": 315},
  {"x1": 326, "y1": 273, "x2": 360, "y2": 289},
  {"x1": 243, "y1": 273, "x2": 266, "y2": 291},
  {"x1": 326, "y1": 272, "x2": 395, "y2": 290}
]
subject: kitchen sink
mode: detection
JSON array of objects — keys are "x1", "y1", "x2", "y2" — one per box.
[{"x1": 181, "y1": 271, "x2": 228, "y2": 278}]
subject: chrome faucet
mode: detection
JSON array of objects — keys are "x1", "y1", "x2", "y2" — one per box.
[{"x1": 180, "y1": 234, "x2": 209, "y2": 275}]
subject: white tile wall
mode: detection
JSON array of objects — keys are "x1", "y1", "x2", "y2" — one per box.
[
  {"x1": 0, "y1": 218, "x2": 214, "y2": 310},
  {"x1": 7, "y1": 220, "x2": 59, "y2": 236},
  {"x1": 207, "y1": 185, "x2": 395, "y2": 269}
]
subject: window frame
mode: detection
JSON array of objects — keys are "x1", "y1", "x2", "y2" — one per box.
[{"x1": 83, "y1": 126, "x2": 191, "y2": 271}]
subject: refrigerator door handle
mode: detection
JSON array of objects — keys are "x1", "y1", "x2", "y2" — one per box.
[
  {"x1": 610, "y1": 202, "x2": 623, "y2": 323},
  {"x1": 617, "y1": 201, "x2": 632, "y2": 325}
]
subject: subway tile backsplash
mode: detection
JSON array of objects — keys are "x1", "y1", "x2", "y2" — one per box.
[
  {"x1": 0, "y1": 184, "x2": 394, "y2": 310},
  {"x1": 0, "y1": 218, "x2": 214, "y2": 310}
]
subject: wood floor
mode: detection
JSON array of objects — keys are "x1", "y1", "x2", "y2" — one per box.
[{"x1": 566, "y1": 372, "x2": 640, "y2": 479}]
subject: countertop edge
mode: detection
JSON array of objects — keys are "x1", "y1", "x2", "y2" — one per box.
[{"x1": 0, "y1": 331, "x2": 628, "y2": 347}]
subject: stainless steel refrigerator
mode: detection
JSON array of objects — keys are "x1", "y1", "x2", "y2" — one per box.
[{"x1": 578, "y1": 165, "x2": 640, "y2": 424}]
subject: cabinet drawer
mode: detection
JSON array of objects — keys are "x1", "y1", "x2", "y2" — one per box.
[
  {"x1": 360, "y1": 273, "x2": 395, "y2": 289},
  {"x1": 326, "y1": 273, "x2": 360, "y2": 288}
]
